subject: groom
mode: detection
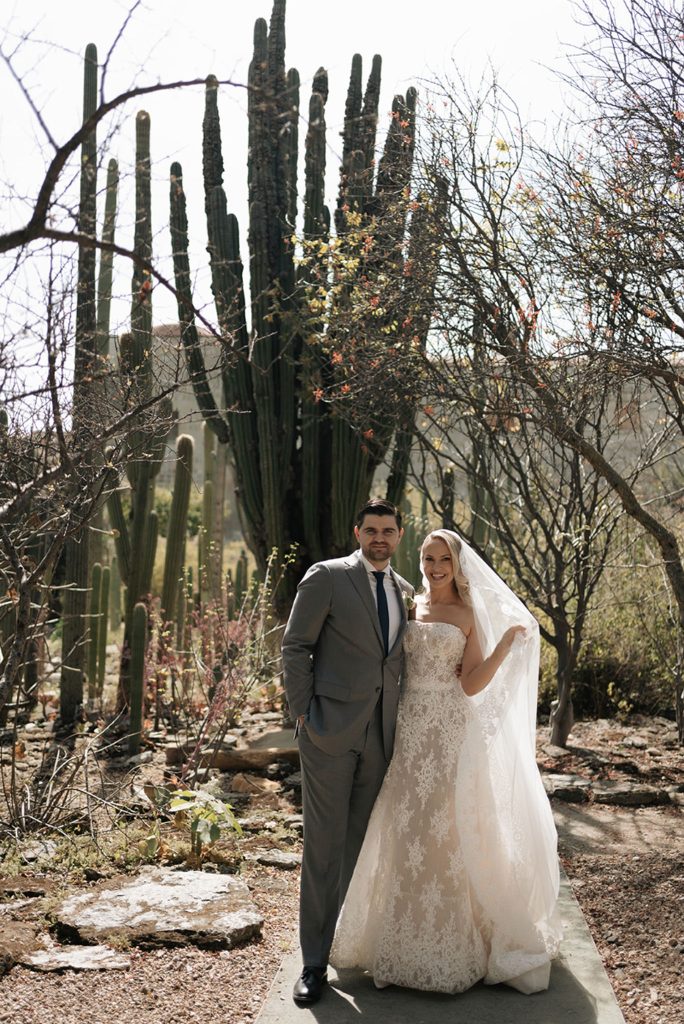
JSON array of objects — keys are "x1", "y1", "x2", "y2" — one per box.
[{"x1": 282, "y1": 498, "x2": 414, "y2": 1005}]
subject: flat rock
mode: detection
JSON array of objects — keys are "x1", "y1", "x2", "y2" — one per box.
[
  {"x1": 543, "y1": 774, "x2": 591, "y2": 802},
  {"x1": 0, "y1": 921, "x2": 42, "y2": 974},
  {"x1": 542, "y1": 743, "x2": 571, "y2": 760},
  {"x1": 236, "y1": 815, "x2": 278, "y2": 832},
  {"x1": 21, "y1": 839, "x2": 57, "y2": 864},
  {"x1": 0, "y1": 877, "x2": 55, "y2": 899},
  {"x1": 192, "y1": 736, "x2": 238, "y2": 754},
  {"x1": 231, "y1": 772, "x2": 280, "y2": 795},
  {"x1": 22, "y1": 725, "x2": 45, "y2": 742},
  {"x1": 283, "y1": 813, "x2": 303, "y2": 835},
  {"x1": 592, "y1": 781, "x2": 671, "y2": 806},
  {"x1": 246, "y1": 728, "x2": 293, "y2": 751},
  {"x1": 125, "y1": 750, "x2": 154, "y2": 766},
  {"x1": 146, "y1": 731, "x2": 168, "y2": 744},
  {"x1": 621, "y1": 735, "x2": 648, "y2": 749},
  {"x1": 24, "y1": 944, "x2": 131, "y2": 972},
  {"x1": 55, "y1": 867, "x2": 263, "y2": 948},
  {"x1": 243, "y1": 849, "x2": 302, "y2": 870},
  {"x1": 165, "y1": 744, "x2": 298, "y2": 770}
]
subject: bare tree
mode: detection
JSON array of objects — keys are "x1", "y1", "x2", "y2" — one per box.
[
  {"x1": 412, "y1": 348, "x2": 625, "y2": 746},
  {"x1": 326, "y1": 65, "x2": 683, "y2": 739},
  {"x1": 0, "y1": 14, "x2": 244, "y2": 729}
]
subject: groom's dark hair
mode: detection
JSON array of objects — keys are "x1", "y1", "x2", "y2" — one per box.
[{"x1": 355, "y1": 498, "x2": 402, "y2": 529}]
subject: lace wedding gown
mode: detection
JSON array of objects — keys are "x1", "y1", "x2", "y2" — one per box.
[{"x1": 330, "y1": 620, "x2": 561, "y2": 994}]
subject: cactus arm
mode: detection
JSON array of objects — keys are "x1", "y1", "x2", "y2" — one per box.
[
  {"x1": 96, "y1": 157, "x2": 119, "y2": 358},
  {"x1": 128, "y1": 601, "x2": 147, "y2": 754},
  {"x1": 109, "y1": 555, "x2": 121, "y2": 631},
  {"x1": 141, "y1": 509, "x2": 158, "y2": 602},
  {"x1": 87, "y1": 562, "x2": 102, "y2": 701},
  {"x1": 169, "y1": 162, "x2": 230, "y2": 444},
  {"x1": 106, "y1": 486, "x2": 131, "y2": 585},
  {"x1": 161, "y1": 434, "x2": 193, "y2": 622},
  {"x1": 97, "y1": 566, "x2": 110, "y2": 700}
]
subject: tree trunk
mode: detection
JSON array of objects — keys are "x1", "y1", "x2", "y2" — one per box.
[{"x1": 549, "y1": 642, "x2": 575, "y2": 747}]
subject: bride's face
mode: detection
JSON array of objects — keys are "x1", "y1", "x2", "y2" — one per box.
[{"x1": 422, "y1": 538, "x2": 455, "y2": 592}]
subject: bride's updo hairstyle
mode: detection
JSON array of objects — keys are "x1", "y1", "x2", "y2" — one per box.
[{"x1": 420, "y1": 529, "x2": 471, "y2": 604}]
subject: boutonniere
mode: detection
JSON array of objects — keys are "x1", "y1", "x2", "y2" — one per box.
[{"x1": 403, "y1": 592, "x2": 416, "y2": 612}]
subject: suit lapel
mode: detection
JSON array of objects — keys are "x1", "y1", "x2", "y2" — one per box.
[
  {"x1": 388, "y1": 567, "x2": 408, "y2": 654},
  {"x1": 345, "y1": 552, "x2": 384, "y2": 651}
]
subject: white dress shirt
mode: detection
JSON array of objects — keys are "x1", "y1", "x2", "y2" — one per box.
[{"x1": 360, "y1": 554, "x2": 402, "y2": 653}]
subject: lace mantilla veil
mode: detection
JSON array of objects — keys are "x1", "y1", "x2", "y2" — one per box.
[{"x1": 444, "y1": 531, "x2": 562, "y2": 987}]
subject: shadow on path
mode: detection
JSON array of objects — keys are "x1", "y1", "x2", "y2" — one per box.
[{"x1": 256, "y1": 877, "x2": 625, "y2": 1024}]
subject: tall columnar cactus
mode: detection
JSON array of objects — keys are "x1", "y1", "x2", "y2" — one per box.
[
  {"x1": 169, "y1": 1, "x2": 440, "y2": 612},
  {"x1": 90, "y1": 157, "x2": 120, "y2": 572},
  {"x1": 97, "y1": 565, "x2": 110, "y2": 701},
  {"x1": 161, "y1": 434, "x2": 194, "y2": 623},
  {"x1": 128, "y1": 601, "x2": 148, "y2": 755},
  {"x1": 87, "y1": 562, "x2": 102, "y2": 702},
  {"x1": 441, "y1": 468, "x2": 456, "y2": 531},
  {"x1": 225, "y1": 569, "x2": 235, "y2": 620},
  {"x1": 198, "y1": 424, "x2": 215, "y2": 602},
  {"x1": 200, "y1": 477, "x2": 214, "y2": 603},
  {"x1": 61, "y1": 43, "x2": 98, "y2": 725},
  {"x1": 210, "y1": 439, "x2": 228, "y2": 597},
  {"x1": 107, "y1": 110, "x2": 171, "y2": 699},
  {"x1": 393, "y1": 505, "x2": 423, "y2": 586},
  {"x1": 109, "y1": 554, "x2": 121, "y2": 631},
  {"x1": 96, "y1": 158, "x2": 119, "y2": 360},
  {"x1": 176, "y1": 568, "x2": 187, "y2": 650},
  {"x1": 233, "y1": 548, "x2": 249, "y2": 610}
]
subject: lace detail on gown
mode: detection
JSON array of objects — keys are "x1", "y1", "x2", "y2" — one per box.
[{"x1": 330, "y1": 620, "x2": 559, "y2": 994}]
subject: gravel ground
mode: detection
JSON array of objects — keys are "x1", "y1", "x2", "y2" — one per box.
[
  {"x1": 551, "y1": 717, "x2": 683, "y2": 1024},
  {"x1": 563, "y1": 850, "x2": 683, "y2": 1024},
  {"x1": 0, "y1": 714, "x2": 681, "y2": 1023},
  {"x1": 0, "y1": 863, "x2": 300, "y2": 1024}
]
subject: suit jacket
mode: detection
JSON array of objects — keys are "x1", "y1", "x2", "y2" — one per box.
[{"x1": 281, "y1": 549, "x2": 414, "y2": 759}]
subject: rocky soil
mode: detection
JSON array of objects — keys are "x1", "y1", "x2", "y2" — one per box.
[
  {"x1": 0, "y1": 712, "x2": 681, "y2": 1024},
  {"x1": 542, "y1": 716, "x2": 683, "y2": 1024}
]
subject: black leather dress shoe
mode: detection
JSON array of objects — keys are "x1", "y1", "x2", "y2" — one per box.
[{"x1": 293, "y1": 965, "x2": 328, "y2": 1005}]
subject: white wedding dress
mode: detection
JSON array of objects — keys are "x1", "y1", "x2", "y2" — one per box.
[{"x1": 330, "y1": 619, "x2": 562, "y2": 994}]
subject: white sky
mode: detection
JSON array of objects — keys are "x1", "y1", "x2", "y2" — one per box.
[{"x1": 1, "y1": 0, "x2": 584, "y2": 336}]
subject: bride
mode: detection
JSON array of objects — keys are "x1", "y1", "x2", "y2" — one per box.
[{"x1": 330, "y1": 529, "x2": 562, "y2": 994}]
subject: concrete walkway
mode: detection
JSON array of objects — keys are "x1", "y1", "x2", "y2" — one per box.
[{"x1": 255, "y1": 875, "x2": 625, "y2": 1024}]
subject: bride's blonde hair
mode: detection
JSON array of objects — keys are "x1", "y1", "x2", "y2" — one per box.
[{"x1": 420, "y1": 529, "x2": 471, "y2": 605}]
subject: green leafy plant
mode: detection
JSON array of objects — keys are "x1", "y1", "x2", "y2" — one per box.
[{"x1": 168, "y1": 788, "x2": 242, "y2": 861}]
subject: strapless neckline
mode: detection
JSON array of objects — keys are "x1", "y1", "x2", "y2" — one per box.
[{"x1": 409, "y1": 620, "x2": 467, "y2": 642}]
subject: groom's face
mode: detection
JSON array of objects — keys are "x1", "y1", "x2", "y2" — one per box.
[{"x1": 354, "y1": 514, "x2": 404, "y2": 568}]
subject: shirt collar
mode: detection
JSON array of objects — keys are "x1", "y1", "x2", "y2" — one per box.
[{"x1": 360, "y1": 553, "x2": 391, "y2": 576}]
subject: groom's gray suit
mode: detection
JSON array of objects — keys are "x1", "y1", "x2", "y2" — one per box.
[{"x1": 282, "y1": 548, "x2": 413, "y2": 968}]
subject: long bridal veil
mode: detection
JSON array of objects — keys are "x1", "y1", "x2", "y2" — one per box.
[{"x1": 448, "y1": 532, "x2": 562, "y2": 991}]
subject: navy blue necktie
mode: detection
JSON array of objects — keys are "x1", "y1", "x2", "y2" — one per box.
[{"x1": 373, "y1": 570, "x2": 390, "y2": 656}]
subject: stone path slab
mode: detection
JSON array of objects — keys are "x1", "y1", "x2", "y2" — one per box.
[
  {"x1": 24, "y1": 944, "x2": 131, "y2": 972},
  {"x1": 256, "y1": 875, "x2": 625, "y2": 1024},
  {"x1": 56, "y1": 867, "x2": 263, "y2": 948}
]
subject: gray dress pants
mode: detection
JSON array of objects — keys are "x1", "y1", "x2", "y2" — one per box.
[{"x1": 297, "y1": 700, "x2": 388, "y2": 967}]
